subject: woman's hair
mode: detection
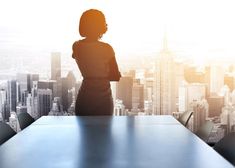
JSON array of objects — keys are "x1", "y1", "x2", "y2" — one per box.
[{"x1": 79, "y1": 9, "x2": 107, "y2": 38}]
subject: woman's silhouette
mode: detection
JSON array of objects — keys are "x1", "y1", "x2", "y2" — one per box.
[{"x1": 72, "y1": 9, "x2": 121, "y2": 116}]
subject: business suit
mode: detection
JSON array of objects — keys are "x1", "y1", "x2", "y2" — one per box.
[{"x1": 72, "y1": 39, "x2": 121, "y2": 115}]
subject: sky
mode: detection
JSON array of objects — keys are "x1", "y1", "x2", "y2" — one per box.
[{"x1": 1, "y1": 0, "x2": 235, "y2": 64}]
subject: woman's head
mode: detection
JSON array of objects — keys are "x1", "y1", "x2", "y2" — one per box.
[{"x1": 79, "y1": 9, "x2": 107, "y2": 39}]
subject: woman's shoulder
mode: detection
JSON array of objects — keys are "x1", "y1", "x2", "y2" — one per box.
[{"x1": 98, "y1": 41, "x2": 114, "y2": 54}]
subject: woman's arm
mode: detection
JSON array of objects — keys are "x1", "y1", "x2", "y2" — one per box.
[
  {"x1": 109, "y1": 55, "x2": 121, "y2": 81},
  {"x1": 72, "y1": 41, "x2": 79, "y2": 59}
]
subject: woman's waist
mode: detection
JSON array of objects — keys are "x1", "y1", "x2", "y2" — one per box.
[{"x1": 81, "y1": 79, "x2": 110, "y2": 89}]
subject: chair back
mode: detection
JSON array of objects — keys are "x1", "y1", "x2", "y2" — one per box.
[
  {"x1": 0, "y1": 122, "x2": 16, "y2": 145},
  {"x1": 17, "y1": 112, "x2": 35, "y2": 130},
  {"x1": 178, "y1": 111, "x2": 193, "y2": 127},
  {"x1": 214, "y1": 132, "x2": 235, "y2": 166},
  {"x1": 196, "y1": 120, "x2": 214, "y2": 142}
]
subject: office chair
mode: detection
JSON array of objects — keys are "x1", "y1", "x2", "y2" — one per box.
[
  {"x1": 195, "y1": 120, "x2": 214, "y2": 142},
  {"x1": 0, "y1": 122, "x2": 16, "y2": 145},
  {"x1": 178, "y1": 111, "x2": 193, "y2": 127},
  {"x1": 213, "y1": 132, "x2": 235, "y2": 166},
  {"x1": 17, "y1": 112, "x2": 35, "y2": 130}
]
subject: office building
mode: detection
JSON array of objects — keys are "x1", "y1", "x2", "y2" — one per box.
[
  {"x1": 7, "y1": 80, "x2": 17, "y2": 112},
  {"x1": 114, "y1": 99, "x2": 126, "y2": 116},
  {"x1": 0, "y1": 89, "x2": 10, "y2": 121},
  {"x1": 207, "y1": 96, "x2": 224, "y2": 117},
  {"x1": 154, "y1": 34, "x2": 177, "y2": 115},
  {"x1": 37, "y1": 89, "x2": 52, "y2": 117},
  {"x1": 178, "y1": 83, "x2": 206, "y2": 113},
  {"x1": 31, "y1": 82, "x2": 52, "y2": 118},
  {"x1": 48, "y1": 97, "x2": 65, "y2": 116},
  {"x1": 8, "y1": 112, "x2": 20, "y2": 132},
  {"x1": 190, "y1": 99, "x2": 208, "y2": 132},
  {"x1": 67, "y1": 71, "x2": 76, "y2": 90},
  {"x1": 16, "y1": 73, "x2": 30, "y2": 104},
  {"x1": 116, "y1": 76, "x2": 133, "y2": 110},
  {"x1": 16, "y1": 105, "x2": 27, "y2": 114},
  {"x1": 210, "y1": 65, "x2": 224, "y2": 95},
  {"x1": 132, "y1": 82, "x2": 144, "y2": 111},
  {"x1": 224, "y1": 73, "x2": 234, "y2": 91}
]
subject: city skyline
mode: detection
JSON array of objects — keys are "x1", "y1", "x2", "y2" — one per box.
[{"x1": 1, "y1": 0, "x2": 235, "y2": 149}]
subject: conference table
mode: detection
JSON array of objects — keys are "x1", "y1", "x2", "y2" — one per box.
[{"x1": 0, "y1": 116, "x2": 234, "y2": 168}]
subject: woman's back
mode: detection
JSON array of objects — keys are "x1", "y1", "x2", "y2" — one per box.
[{"x1": 73, "y1": 40, "x2": 114, "y2": 79}]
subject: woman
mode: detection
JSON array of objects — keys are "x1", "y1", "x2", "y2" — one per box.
[{"x1": 72, "y1": 9, "x2": 121, "y2": 116}]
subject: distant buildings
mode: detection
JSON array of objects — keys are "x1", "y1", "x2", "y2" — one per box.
[
  {"x1": 210, "y1": 65, "x2": 224, "y2": 95},
  {"x1": 116, "y1": 76, "x2": 133, "y2": 110},
  {"x1": 154, "y1": 34, "x2": 177, "y2": 115},
  {"x1": 207, "y1": 96, "x2": 224, "y2": 117},
  {"x1": 132, "y1": 80, "x2": 144, "y2": 111}
]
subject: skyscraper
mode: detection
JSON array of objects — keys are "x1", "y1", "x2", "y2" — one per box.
[
  {"x1": 210, "y1": 65, "x2": 224, "y2": 95},
  {"x1": 61, "y1": 77, "x2": 69, "y2": 111},
  {"x1": 37, "y1": 89, "x2": 52, "y2": 117},
  {"x1": 51, "y1": 52, "x2": 61, "y2": 80},
  {"x1": 31, "y1": 81, "x2": 52, "y2": 118},
  {"x1": 132, "y1": 82, "x2": 144, "y2": 111},
  {"x1": 67, "y1": 71, "x2": 76, "y2": 90},
  {"x1": 7, "y1": 80, "x2": 17, "y2": 112},
  {"x1": 16, "y1": 73, "x2": 31, "y2": 104},
  {"x1": 178, "y1": 83, "x2": 206, "y2": 113},
  {"x1": 190, "y1": 99, "x2": 208, "y2": 132},
  {"x1": 116, "y1": 76, "x2": 133, "y2": 110},
  {"x1": 154, "y1": 34, "x2": 176, "y2": 115},
  {"x1": 0, "y1": 89, "x2": 9, "y2": 121}
]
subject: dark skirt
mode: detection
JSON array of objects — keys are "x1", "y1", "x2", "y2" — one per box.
[{"x1": 75, "y1": 79, "x2": 113, "y2": 116}]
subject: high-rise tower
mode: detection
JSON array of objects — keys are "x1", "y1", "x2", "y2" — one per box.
[{"x1": 154, "y1": 33, "x2": 176, "y2": 115}]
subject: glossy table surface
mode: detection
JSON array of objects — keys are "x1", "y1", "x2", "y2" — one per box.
[{"x1": 0, "y1": 116, "x2": 233, "y2": 168}]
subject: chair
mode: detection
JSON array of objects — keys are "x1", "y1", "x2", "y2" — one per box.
[
  {"x1": 0, "y1": 122, "x2": 16, "y2": 145},
  {"x1": 213, "y1": 132, "x2": 235, "y2": 166},
  {"x1": 178, "y1": 111, "x2": 193, "y2": 127},
  {"x1": 195, "y1": 120, "x2": 214, "y2": 142},
  {"x1": 17, "y1": 112, "x2": 35, "y2": 130}
]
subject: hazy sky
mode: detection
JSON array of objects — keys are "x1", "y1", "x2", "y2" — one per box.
[{"x1": 1, "y1": 0, "x2": 235, "y2": 63}]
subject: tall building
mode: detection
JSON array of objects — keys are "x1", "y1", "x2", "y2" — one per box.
[
  {"x1": 37, "y1": 89, "x2": 52, "y2": 117},
  {"x1": 114, "y1": 99, "x2": 126, "y2": 116},
  {"x1": 116, "y1": 76, "x2": 133, "y2": 110},
  {"x1": 9, "y1": 112, "x2": 20, "y2": 132},
  {"x1": 0, "y1": 89, "x2": 10, "y2": 121},
  {"x1": 16, "y1": 73, "x2": 30, "y2": 104},
  {"x1": 31, "y1": 82, "x2": 52, "y2": 118},
  {"x1": 132, "y1": 82, "x2": 144, "y2": 111},
  {"x1": 190, "y1": 99, "x2": 208, "y2": 132},
  {"x1": 154, "y1": 34, "x2": 176, "y2": 115},
  {"x1": 7, "y1": 80, "x2": 17, "y2": 112},
  {"x1": 178, "y1": 83, "x2": 206, "y2": 113},
  {"x1": 30, "y1": 74, "x2": 39, "y2": 90},
  {"x1": 61, "y1": 77, "x2": 69, "y2": 111},
  {"x1": 67, "y1": 71, "x2": 76, "y2": 90},
  {"x1": 37, "y1": 80, "x2": 56, "y2": 99},
  {"x1": 207, "y1": 96, "x2": 224, "y2": 117},
  {"x1": 48, "y1": 97, "x2": 65, "y2": 116},
  {"x1": 224, "y1": 73, "x2": 234, "y2": 91},
  {"x1": 26, "y1": 93, "x2": 33, "y2": 117},
  {"x1": 51, "y1": 52, "x2": 61, "y2": 80},
  {"x1": 210, "y1": 65, "x2": 224, "y2": 95},
  {"x1": 144, "y1": 78, "x2": 154, "y2": 101},
  {"x1": 231, "y1": 90, "x2": 235, "y2": 106},
  {"x1": 16, "y1": 105, "x2": 27, "y2": 114}
]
